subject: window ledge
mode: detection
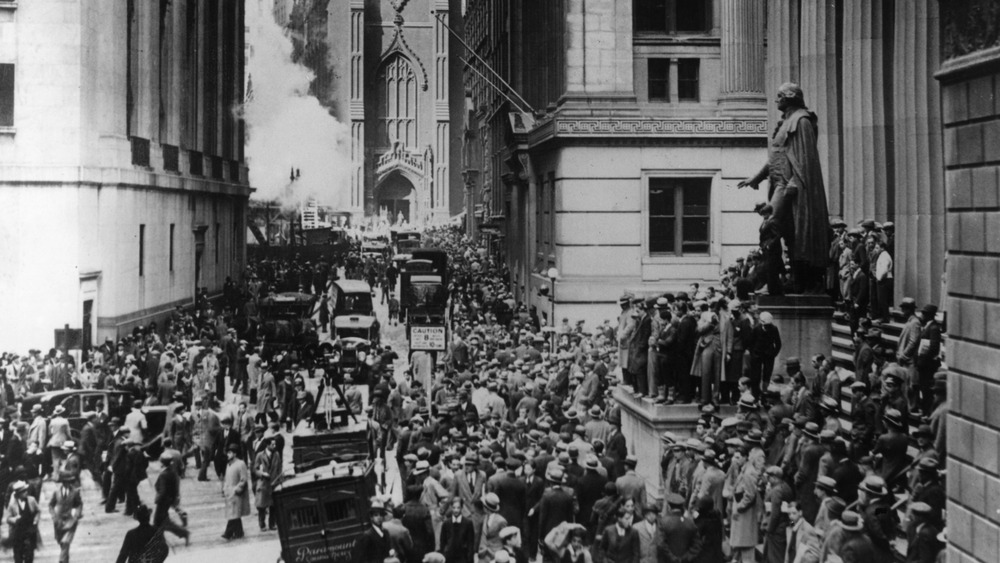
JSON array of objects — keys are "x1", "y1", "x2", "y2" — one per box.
[
  {"x1": 0, "y1": 2, "x2": 17, "y2": 10},
  {"x1": 642, "y1": 255, "x2": 719, "y2": 266},
  {"x1": 0, "y1": 126, "x2": 14, "y2": 135}
]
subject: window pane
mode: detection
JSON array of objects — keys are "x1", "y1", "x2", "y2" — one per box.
[
  {"x1": 325, "y1": 499, "x2": 358, "y2": 523},
  {"x1": 0, "y1": 64, "x2": 13, "y2": 127},
  {"x1": 647, "y1": 59, "x2": 670, "y2": 101},
  {"x1": 683, "y1": 179, "x2": 710, "y2": 215},
  {"x1": 649, "y1": 180, "x2": 675, "y2": 216},
  {"x1": 649, "y1": 217, "x2": 675, "y2": 254},
  {"x1": 635, "y1": 0, "x2": 668, "y2": 32},
  {"x1": 678, "y1": 59, "x2": 700, "y2": 101},
  {"x1": 682, "y1": 242, "x2": 710, "y2": 254},
  {"x1": 675, "y1": 0, "x2": 709, "y2": 32},
  {"x1": 289, "y1": 506, "x2": 320, "y2": 530},
  {"x1": 682, "y1": 217, "x2": 709, "y2": 244}
]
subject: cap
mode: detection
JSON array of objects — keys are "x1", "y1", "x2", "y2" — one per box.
[{"x1": 899, "y1": 297, "x2": 917, "y2": 309}]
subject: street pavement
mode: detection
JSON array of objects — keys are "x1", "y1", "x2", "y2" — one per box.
[{"x1": 23, "y1": 281, "x2": 409, "y2": 562}]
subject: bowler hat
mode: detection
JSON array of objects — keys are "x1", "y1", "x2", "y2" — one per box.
[{"x1": 840, "y1": 510, "x2": 864, "y2": 531}]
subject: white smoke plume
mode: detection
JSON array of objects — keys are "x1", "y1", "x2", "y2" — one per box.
[{"x1": 242, "y1": 2, "x2": 351, "y2": 208}]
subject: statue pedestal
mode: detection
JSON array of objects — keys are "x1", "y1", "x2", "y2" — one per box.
[
  {"x1": 612, "y1": 387, "x2": 735, "y2": 501},
  {"x1": 756, "y1": 294, "x2": 834, "y2": 368}
]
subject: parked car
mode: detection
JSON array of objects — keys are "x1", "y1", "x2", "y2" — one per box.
[{"x1": 20, "y1": 389, "x2": 174, "y2": 458}]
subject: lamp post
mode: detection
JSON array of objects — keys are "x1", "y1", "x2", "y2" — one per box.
[{"x1": 547, "y1": 267, "x2": 559, "y2": 346}]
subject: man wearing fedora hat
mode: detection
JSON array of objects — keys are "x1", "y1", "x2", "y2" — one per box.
[
  {"x1": 812, "y1": 476, "x2": 845, "y2": 535},
  {"x1": 452, "y1": 453, "x2": 486, "y2": 546},
  {"x1": 616, "y1": 294, "x2": 637, "y2": 390},
  {"x1": 762, "y1": 465, "x2": 792, "y2": 563},
  {"x1": 49, "y1": 471, "x2": 83, "y2": 563},
  {"x1": 915, "y1": 304, "x2": 942, "y2": 413},
  {"x1": 911, "y1": 457, "x2": 945, "y2": 527},
  {"x1": 532, "y1": 466, "x2": 574, "y2": 560},
  {"x1": 906, "y1": 502, "x2": 943, "y2": 563},
  {"x1": 489, "y1": 457, "x2": 526, "y2": 532},
  {"x1": 5, "y1": 479, "x2": 40, "y2": 562},
  {"x1": 834, "y1": 510, "x2": 877, "y2": 561},
  {"x1": 480, "y1": 492, "x2": 508, "y2": 556},
  {"x1": 857, "y1": 475, "x2": 898, "y2": 559},
  {"x1": 615, "y1": 455, "x2": 646, "y2": 519},
  {"x1": 793, "y1": 422, "x2": 826, "y2": 524},
  {"x1": 352, "y1": 500, "x2": 392, "y2": 563},
  {"x1": 874, "y1": 406, "x2": 909, "y2": 486},
  {"x1": 47, "y1": 405, "x2": 71, "y2": 477},
  {"x1": 575, "y1": 455, "x2": 608, "y2": 534}
]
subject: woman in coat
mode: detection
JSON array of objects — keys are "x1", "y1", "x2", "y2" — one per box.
[
  {"x1": 222, "y1": 444, "x2": 251, "y2": 540},
  {"x1": 729, "y1": 448, "x2": 765, "y2": 563},
  {"x1": 253, "y1": 438, "x2": 282, "y2": 532}
]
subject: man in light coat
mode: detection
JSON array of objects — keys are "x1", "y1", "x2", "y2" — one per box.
[{"x1": 222, "y1": 444, "x2": 251, "y2": 540}]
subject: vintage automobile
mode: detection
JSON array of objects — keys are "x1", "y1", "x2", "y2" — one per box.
[
  {"x1": 274, "y1": 460, "x2": 376, "y2": 563},
  {"x1": 257, "y1": 292, "x2": 320, "y2": 365},
  {"x1": 20, "y1": 389, "x2": 174, "y2": 458},
  {"x1": 330, "y1": 280, "x2": 379, "y2": 342}
]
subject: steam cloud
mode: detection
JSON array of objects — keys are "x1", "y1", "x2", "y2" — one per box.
[{"x1": 242, "y1": 3, "x2": 351, "y2": 208}]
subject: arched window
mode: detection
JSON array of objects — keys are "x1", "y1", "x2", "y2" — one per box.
[{"x1": 377, "y1": 55, "x2": 419, "y2": 148}]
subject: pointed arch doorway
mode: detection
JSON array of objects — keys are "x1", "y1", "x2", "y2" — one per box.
[{"x1": 376, "y1": 173, "x2": 416, "y2": 225}]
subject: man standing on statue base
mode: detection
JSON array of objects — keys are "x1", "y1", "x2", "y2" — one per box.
[{"x1": 739, "y1": 83, "x2": 831, "y2": 294}]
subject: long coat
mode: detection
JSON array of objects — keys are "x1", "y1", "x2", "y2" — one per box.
[
  {"x1": 223, "y1": 458, "x2": 251, "y2": 520},
  {"x1": 770, "y1": 107, "x2": 831, "y2": 268},
  {"x1": 253, "y1": 449, "x2": 282, "y2": 509},
  {"x1": 729, "y1": 463, "x2": 763, "y2": 549}
]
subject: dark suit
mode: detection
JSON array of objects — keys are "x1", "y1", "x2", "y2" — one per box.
[
  {"x1": 795, "y1": 442, "x2": 828, "y2": 524},
  {"x1": 598, "y1": 523, "x2": 639, "y2": 563},
  {"x1": 490, "y1": 471, "x2": 527, "y2": 529},
  {"x1": 440, "y1": 516, "x2": 475, "y2": 563},
  {"x1": 535, "y1": 486, "x2": 575, "y2": 548},
  {"x1": 749, "y1": 323, "x2": 782, "y2": 392},
  {"x1": 658, "y1": 511, "x2": 702, "y2": 563},
  {"x1": 628, "y1": 313, "x2": 652, "y2": 395},
  {"x1": 574, "y1": 469, "x2": 608, "y2": 530},
  {"x1": 351, "y1": 524, "x2": 391, "y2": 563}
]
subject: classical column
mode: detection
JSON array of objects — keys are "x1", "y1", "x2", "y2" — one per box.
[
  {"x1": 720, "y1": 0, "x2": 766, "y2": 108},
  {"x1": 892, "y1": 0, "x2": 944, "y2": 305},
  {"x1": 765, "y1": 0, "x2": 800, "y2": 130},
  {"x1": 433, "y1": 0, "x2": 450, "y2": 219},
  {"x1": 841, "y1": 0, "x2": 893, "y2": 223},
  {"x1": 799, "y1": 0, "x2": 843, "y2": 218}
]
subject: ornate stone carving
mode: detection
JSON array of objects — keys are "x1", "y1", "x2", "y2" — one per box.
[
  {"x1": 553, "y1": 118, "x2": 767, "y2": 136},
  {"x1": 379, "y1": 19, "x2": 429, "y2": 91}
]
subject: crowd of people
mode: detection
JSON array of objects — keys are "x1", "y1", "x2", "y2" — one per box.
[
  {"x1": 0, "y1": 217, "x2": 949, "y2": 563},
  {"x1": 353, "y1": 224, "x2": 947, "y2": 563}
]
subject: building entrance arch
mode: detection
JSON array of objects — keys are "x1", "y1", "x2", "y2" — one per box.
[{"x1": 376, "y1": 173, "x2": 417, "y2": 225}]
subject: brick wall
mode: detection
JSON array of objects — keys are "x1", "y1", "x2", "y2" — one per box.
[{"x1": 938, "y1": 51, "x2": 1000, "y2": 563}]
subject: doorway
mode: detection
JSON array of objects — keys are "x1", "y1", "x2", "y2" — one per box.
[
  {"x1": 376, "y1": 174, "x2": 416, "y2": 225},
  {"x1": 82, "y1": 300, "x2": 93, "y2": 362}
]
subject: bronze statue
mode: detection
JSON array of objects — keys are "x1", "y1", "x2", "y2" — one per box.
[{"x1": 739, "y1": 83, "x2": 831, "y2": 294}]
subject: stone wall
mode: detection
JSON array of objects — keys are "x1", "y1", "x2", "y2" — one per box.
[{"x1": 936, "y1": 41, "x2": 1000, "y2": 563}]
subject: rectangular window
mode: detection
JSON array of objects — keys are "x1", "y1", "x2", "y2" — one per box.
[
  {"x1": 678, "y1": 59, "x2": 700, "y2": 101},
  {"x1": 634, "y1": 0, "x2": 711, "y2": 34},
  {"x1": 169, "y1": 224, "x2": 175, "y2": 271},
  {"x1": 139, "y1": 224, "x2": 146, "y2": 276},
  {"x1": 324, "y1": 499, "x2": 358, "y2": 523},
  {"x1": 0, "y1": 63, "x2": 14, "y2": 127},
  {"x1": 634, "y1": 0, "x2": 668, "y2": 32},
  {"x1": 647, "y1": 58, "x2": 670, "y2": 102},
  {"x1": 288, "y1": 506, "x2": 320, "y2": 530},
  {"x1": 648, "y1": 177, "x2": 711, "y2": 256}
]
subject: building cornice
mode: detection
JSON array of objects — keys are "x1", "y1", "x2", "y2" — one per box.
[{"x1": 527, "y1": 116, "x2": 768, "y2": 148}]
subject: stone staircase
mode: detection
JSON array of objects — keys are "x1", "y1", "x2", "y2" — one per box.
[{"x1": 827, "y1": 307, "x2": 946, "y2": 560}]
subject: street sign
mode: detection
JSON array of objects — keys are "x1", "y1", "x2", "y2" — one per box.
[{"x1": 408, "y1": 325, "x2": 447, "y2": 351}]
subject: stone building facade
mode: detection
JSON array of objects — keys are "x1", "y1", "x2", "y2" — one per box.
[
  {"x1": 463, "y1": 0, "x2": 768, "y2": 326},
  {"x1": 0, "y1": 0, "x2": 251, "y2": 353},
  {"x1": 936, "y1": 2, "x2": 1000, "y2": 561},
  {"x1": 291, "y1": 0, "x2": 465, "y2": 224}
]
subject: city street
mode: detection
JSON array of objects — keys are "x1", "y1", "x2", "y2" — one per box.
[{"x1": 24, "y1": 283, "x2": 407, "y2": 563}]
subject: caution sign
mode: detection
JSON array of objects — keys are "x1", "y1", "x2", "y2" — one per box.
[{"x1": 409, "y1": 325, "x2": 447, "y2": 351}]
